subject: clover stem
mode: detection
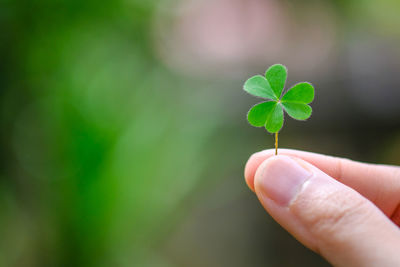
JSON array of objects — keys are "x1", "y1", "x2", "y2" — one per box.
[{"x1": 275, "y1": 132, "x2": 278, "y2": 156}]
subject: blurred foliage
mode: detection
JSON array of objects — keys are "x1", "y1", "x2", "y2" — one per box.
[{"x1": 1, "y1": 1, "x2": 220, "y2": 266}]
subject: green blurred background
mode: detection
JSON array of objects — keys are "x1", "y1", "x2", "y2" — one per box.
[{"x1": 1, "y1": 0, "x2": 400, "y2": 266}]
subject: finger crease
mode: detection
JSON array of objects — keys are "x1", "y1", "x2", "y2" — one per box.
[
  {"x1": 335, "y1": 158, "x2": 344, "y2": 183},
  {"x1": 390, "y1": 203, "x2": 400, "y2": 227}
]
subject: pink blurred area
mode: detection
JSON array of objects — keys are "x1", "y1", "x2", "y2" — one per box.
[{"x1": 153, "y1": 0, "x2": 337, "y2": 77}]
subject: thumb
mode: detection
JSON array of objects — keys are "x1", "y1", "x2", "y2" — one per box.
[{"x1": 254, "y1": 155, "x2": 400, "y2": 267}]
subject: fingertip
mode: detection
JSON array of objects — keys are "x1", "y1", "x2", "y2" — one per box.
[
  {"x1": 244, "y1": 149, "x2": 275, "y2": 192},
  {"x1": 244, "y1": 160, "x2": 255, "y2": 192}
]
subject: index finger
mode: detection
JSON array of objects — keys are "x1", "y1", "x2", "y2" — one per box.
[{"x1": 244, "y1": 149, "x2": 400, "y2": 219}]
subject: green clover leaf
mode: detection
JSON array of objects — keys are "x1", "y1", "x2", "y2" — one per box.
[{"x1": 244, "y1": 64, "x2": 314, "y2": 134}]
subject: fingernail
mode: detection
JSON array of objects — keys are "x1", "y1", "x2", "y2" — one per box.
[{"x1": 255, "y1": 156, "x2": 312, "y2": 206}]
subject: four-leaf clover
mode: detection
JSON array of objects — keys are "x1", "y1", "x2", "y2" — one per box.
[{"x1": 244, "y1": 64, "x2": 314, "y2": 133}]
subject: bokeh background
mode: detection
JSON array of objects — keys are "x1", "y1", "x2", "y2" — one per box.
[{"x1": 1, "y1": 0, "x2": 400, "y2": 266}]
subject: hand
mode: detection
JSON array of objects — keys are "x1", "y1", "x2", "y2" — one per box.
[{"x1": 244, "y1": 149, "x2": 400, "y2": 267}]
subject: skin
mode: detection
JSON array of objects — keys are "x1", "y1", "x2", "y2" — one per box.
[{"x1": 244, "y1": 149, "x2": 400, "y2": 267}]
